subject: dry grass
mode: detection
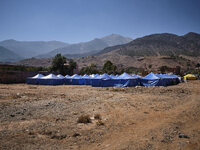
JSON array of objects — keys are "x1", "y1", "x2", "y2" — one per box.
[
  {"x1": 94, "y1": 113, "x2": 102, "y2": 120},
  {"x1": 96, "y1": 120, "x2": 104, "y2": 126},
  {"x1": 77, "y1": 114, "x2": 91, "y2": 124}
]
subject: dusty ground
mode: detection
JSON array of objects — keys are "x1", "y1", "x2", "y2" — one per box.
[{"x1": 0, "y1": 81, "x2": 200, "y2": 150}]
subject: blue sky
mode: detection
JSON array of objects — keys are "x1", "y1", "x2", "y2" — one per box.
[{"x1": 0, "y1": 0, "x2": 200, "y2": 43}]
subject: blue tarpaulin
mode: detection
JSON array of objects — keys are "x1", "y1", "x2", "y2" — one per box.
[
  {"x1": 26, "y1": 74, "x2": 44, "y2": 84},
  {"x1": 27, "y1": 72, "x2": 179, "y2": 87},
  {"x1": 141, "y1": 73, "x2": 179, "y2": 86},
  {"x1": 141, "y1": 72, "x2": 161, "y2": 86},
  {"x1": 38, "y1": 74, "x2": 65, "y2": 85}
]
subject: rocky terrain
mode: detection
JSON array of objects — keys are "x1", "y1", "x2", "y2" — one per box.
[{"x1": 0, "y1": 81, "x2": 199, "y2": 150}]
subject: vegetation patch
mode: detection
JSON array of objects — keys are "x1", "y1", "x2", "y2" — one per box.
[
  {"x1": 94, "y1": 113, "x2": 102, "y2": 120},
  {"x1": 77, "y1": 114, "x2": 91, "y2": 124}
]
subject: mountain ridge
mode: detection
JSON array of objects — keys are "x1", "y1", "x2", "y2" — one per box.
[
  {"x1": 0, "y1": 46, "x2": 23, "y2": 62},
  {"x1": 37, "y1": 34, "x2": 132, "y2": 58},
  {"x1": 0, "y1": 40, "x2": 69, "y2": 58}
]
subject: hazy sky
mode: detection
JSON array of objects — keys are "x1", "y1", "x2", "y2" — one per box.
[{"x1": 0, "y1": 0, "x2": 200, "y2": 43}]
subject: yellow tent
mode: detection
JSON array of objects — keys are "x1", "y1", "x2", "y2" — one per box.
[{"x1": 184, "y1": 74, "x2": 196, "y2": 80}]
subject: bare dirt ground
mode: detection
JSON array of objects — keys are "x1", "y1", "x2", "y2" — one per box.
[{"x1": 0, "y1": 81, "x2": 200, "y2": 150}]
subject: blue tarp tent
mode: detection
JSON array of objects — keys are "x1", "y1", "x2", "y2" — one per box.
[
  {"x1": 155, "y1": 74, "x2": 180, "y2": 86},
  {"x1": 115, "y1": 72, "x2": 139, "y2": 87},
  {"x1": 57, "y1": 74, "x2": 65, "y2": 79},
  {"x1": 141, "y1": 72, "x2": 162, "y2": 86},
  {"x1": 65, "y1": 75, "x2": 72, "y2": 85},
  {"x1": 91, "y1": 73, "x2": 112, "y2": 87},
  {"x1": 26, "y1": 74, "x2": 44, "y2": 84},
  {"x1": 38, "y1": 74, "x2": 64, "y2": 85},
  {"x1": 79, "y1": 74, "x2": 92, "y2": 85},
  {"x1": 132, "y1": 74, "x2": 141, "y2": 78},
  {"x1": 109, "y1": 74, "x2": 118, "y2": 79},
  {"x1": 71, "y1": 74, "x2": 82, "y2": 85}
]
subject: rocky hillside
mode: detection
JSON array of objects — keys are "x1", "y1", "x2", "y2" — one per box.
[
  {"x1": 99, "y1": 32, "x2": 200, "y2": 57},
  {"x1": 76, "y1": 32, "x2": 200, "y2": 70}
]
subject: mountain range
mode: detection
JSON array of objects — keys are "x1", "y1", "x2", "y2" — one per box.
[
  {"x1": 1, "y1": 32, "x2": 200, "y2": 70},
  {"x1": 75, "y1": 32, "x2": 200, "y2": 70},
  {"x1": 0, "y1": 34, "x2": 132, "y2": 62},
  {"x1": 0, "y1": 40, "x2": 69, "y2": 58},
  {"x1": 37, "y1": 34, "x2": 132, "y2": 58},
  {"x1": 0, "y1": 46, "x2": 22, "y2": 62}
]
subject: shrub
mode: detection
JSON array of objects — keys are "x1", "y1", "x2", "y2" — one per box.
[
  {"x1": 96, "y1": 120, "x2": 104, "y2": 126},
  {"x1": 94, "y1": 113, "x2": 102, "y2": 120},
  {"x1": 77, "y1": 115, "x2": 91, "y2": 124}
]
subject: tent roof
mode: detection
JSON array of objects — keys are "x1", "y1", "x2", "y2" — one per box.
[
  {"x1": 109, "y1": 74, "x2": 117, "y2": 79},
  {"x1": 131, "y1": 74, "x2": 141, "y2": 78},
  {"x1": 57, "y1": 74, "x2": 65, "y2": 79},
  {"x1": 65, "y1": 75, "x2": 71, "y2": 78},
  {"x1": 71, "y1": 74, "x2": 82, "y2": 79},
  {"x1": 96, "y1": 73, "x2": 111, "y2": 79},
  {"x1": 184, "y1": 74, "x2": 196, "y2": 77},
  {"x1": 90, "y1": 74, "x2": 99, "y2": 78},
  {"x1": 143, "y1": 72, "x2": 160, "y2": 80},
  {"x1": 82, "y1": 74, "x2": 91, "y2": 79},
  {"x1": 118, "y1": 72, "x2": 134, "y2": 79},
  {"x1": 156, "y1": 74, "x2": 178, "y2": 78},
  {"x1": 31, "y1": 74, "x2": 44, "y2": 79},
  {"x1": 41, "y1": 74, "x2": 60, "y2": 79}
]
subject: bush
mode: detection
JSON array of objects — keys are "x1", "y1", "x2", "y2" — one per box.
[
  {"x1": 77, "y1": 115, "x2": 91, "y2": 124},
  {"x1": 94, "y1": 113, "x2": 102, "y2": 120},
  {"x1": 96, "y1": 120, "x2": 104, "y2": 126}
]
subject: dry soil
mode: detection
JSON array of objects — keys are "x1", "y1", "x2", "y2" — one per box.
[{"x1": 0, "y1": 81, "x2": 200, "y2": 150}]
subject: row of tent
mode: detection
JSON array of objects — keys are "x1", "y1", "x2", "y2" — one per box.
[{"x1": 26, "y1": 72, "x2": 180, "y2": 87}]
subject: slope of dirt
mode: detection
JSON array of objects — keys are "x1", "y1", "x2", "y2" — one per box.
[
  {"x1": 0, "y1": 81, "x2": 200, "y2": 150},
  {"x1": 75, "y1": 53, "x2": 200, "y2": 70}
]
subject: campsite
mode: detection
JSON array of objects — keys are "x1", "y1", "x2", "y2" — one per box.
[
  {"x1": 0, "y1": 79, "x2": 200, "y2": 150},
  {"x1": 1, "y1": 0, "x2": 200, "y2": 149}
]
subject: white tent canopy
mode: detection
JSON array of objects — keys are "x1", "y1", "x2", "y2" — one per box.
[
  {"x1": 41, "y1": 74, "x2": 60, "y2": 79},
  {"x1": 57, "y1": 74, "x2": 65, "y2": 79},
  {"x1": 31, "y1": 74, "x2": 44, "y2": 79}
]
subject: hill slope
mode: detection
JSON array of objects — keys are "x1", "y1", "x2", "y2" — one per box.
[
  {"x1": 0, "y1": 46, "x2": 23, "y2": 62},
  {"x1": 14, "y1": 32, "x2": 200, "y2": 70},
  {"x1": 76, "y1": 32, "x2": 200, "y2": 70},
  {"x1": 38, "y1": 34, "x2": 132, "y2": 58},
  {"x1": 0, "y1": 40, "x2": 69, "y2": 58},
  {"x1": 99, "y1": 32, "x2": 200, "y2": 57}
]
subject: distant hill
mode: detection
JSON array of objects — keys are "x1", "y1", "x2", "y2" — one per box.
[
  {"x1": 14, "y1": 57, "x2": 53, "y2": 67},
  {"x1": 38, "y1": 34, "x2": 132, "y2": 58},
  {"x1": 0, "y1": 46, "x2": 23, "y2": 62},
  {"x1": 14, "y1": 32, "x2": 200, "y2": 70},
  {"x1": 98, "y1": 32, "x2": 200, "y2": 57},
  {"x1": 76, "y1": 32, "x2": 200, "y2": 70},
  {"x1": 0, "y1": 39, "x2": 69, "y2": 58}
]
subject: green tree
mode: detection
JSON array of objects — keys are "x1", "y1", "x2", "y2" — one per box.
[
  {"x1": 68, "y1": 59, "x2": 77, "y2": 75},
  {"x1": 79, "y1": 64, "x2": 99, "y2": 75},
  {"x1": 103, "y1": 60, "x2": 117, "y2": 74},
  {"x1": 51, "y1": 54, "x2": 66, "y2": 75}
]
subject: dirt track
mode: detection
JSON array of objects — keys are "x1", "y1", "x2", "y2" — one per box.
[{"x1": 0, "y1": 81, "x2": 200, "y2": 150}]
